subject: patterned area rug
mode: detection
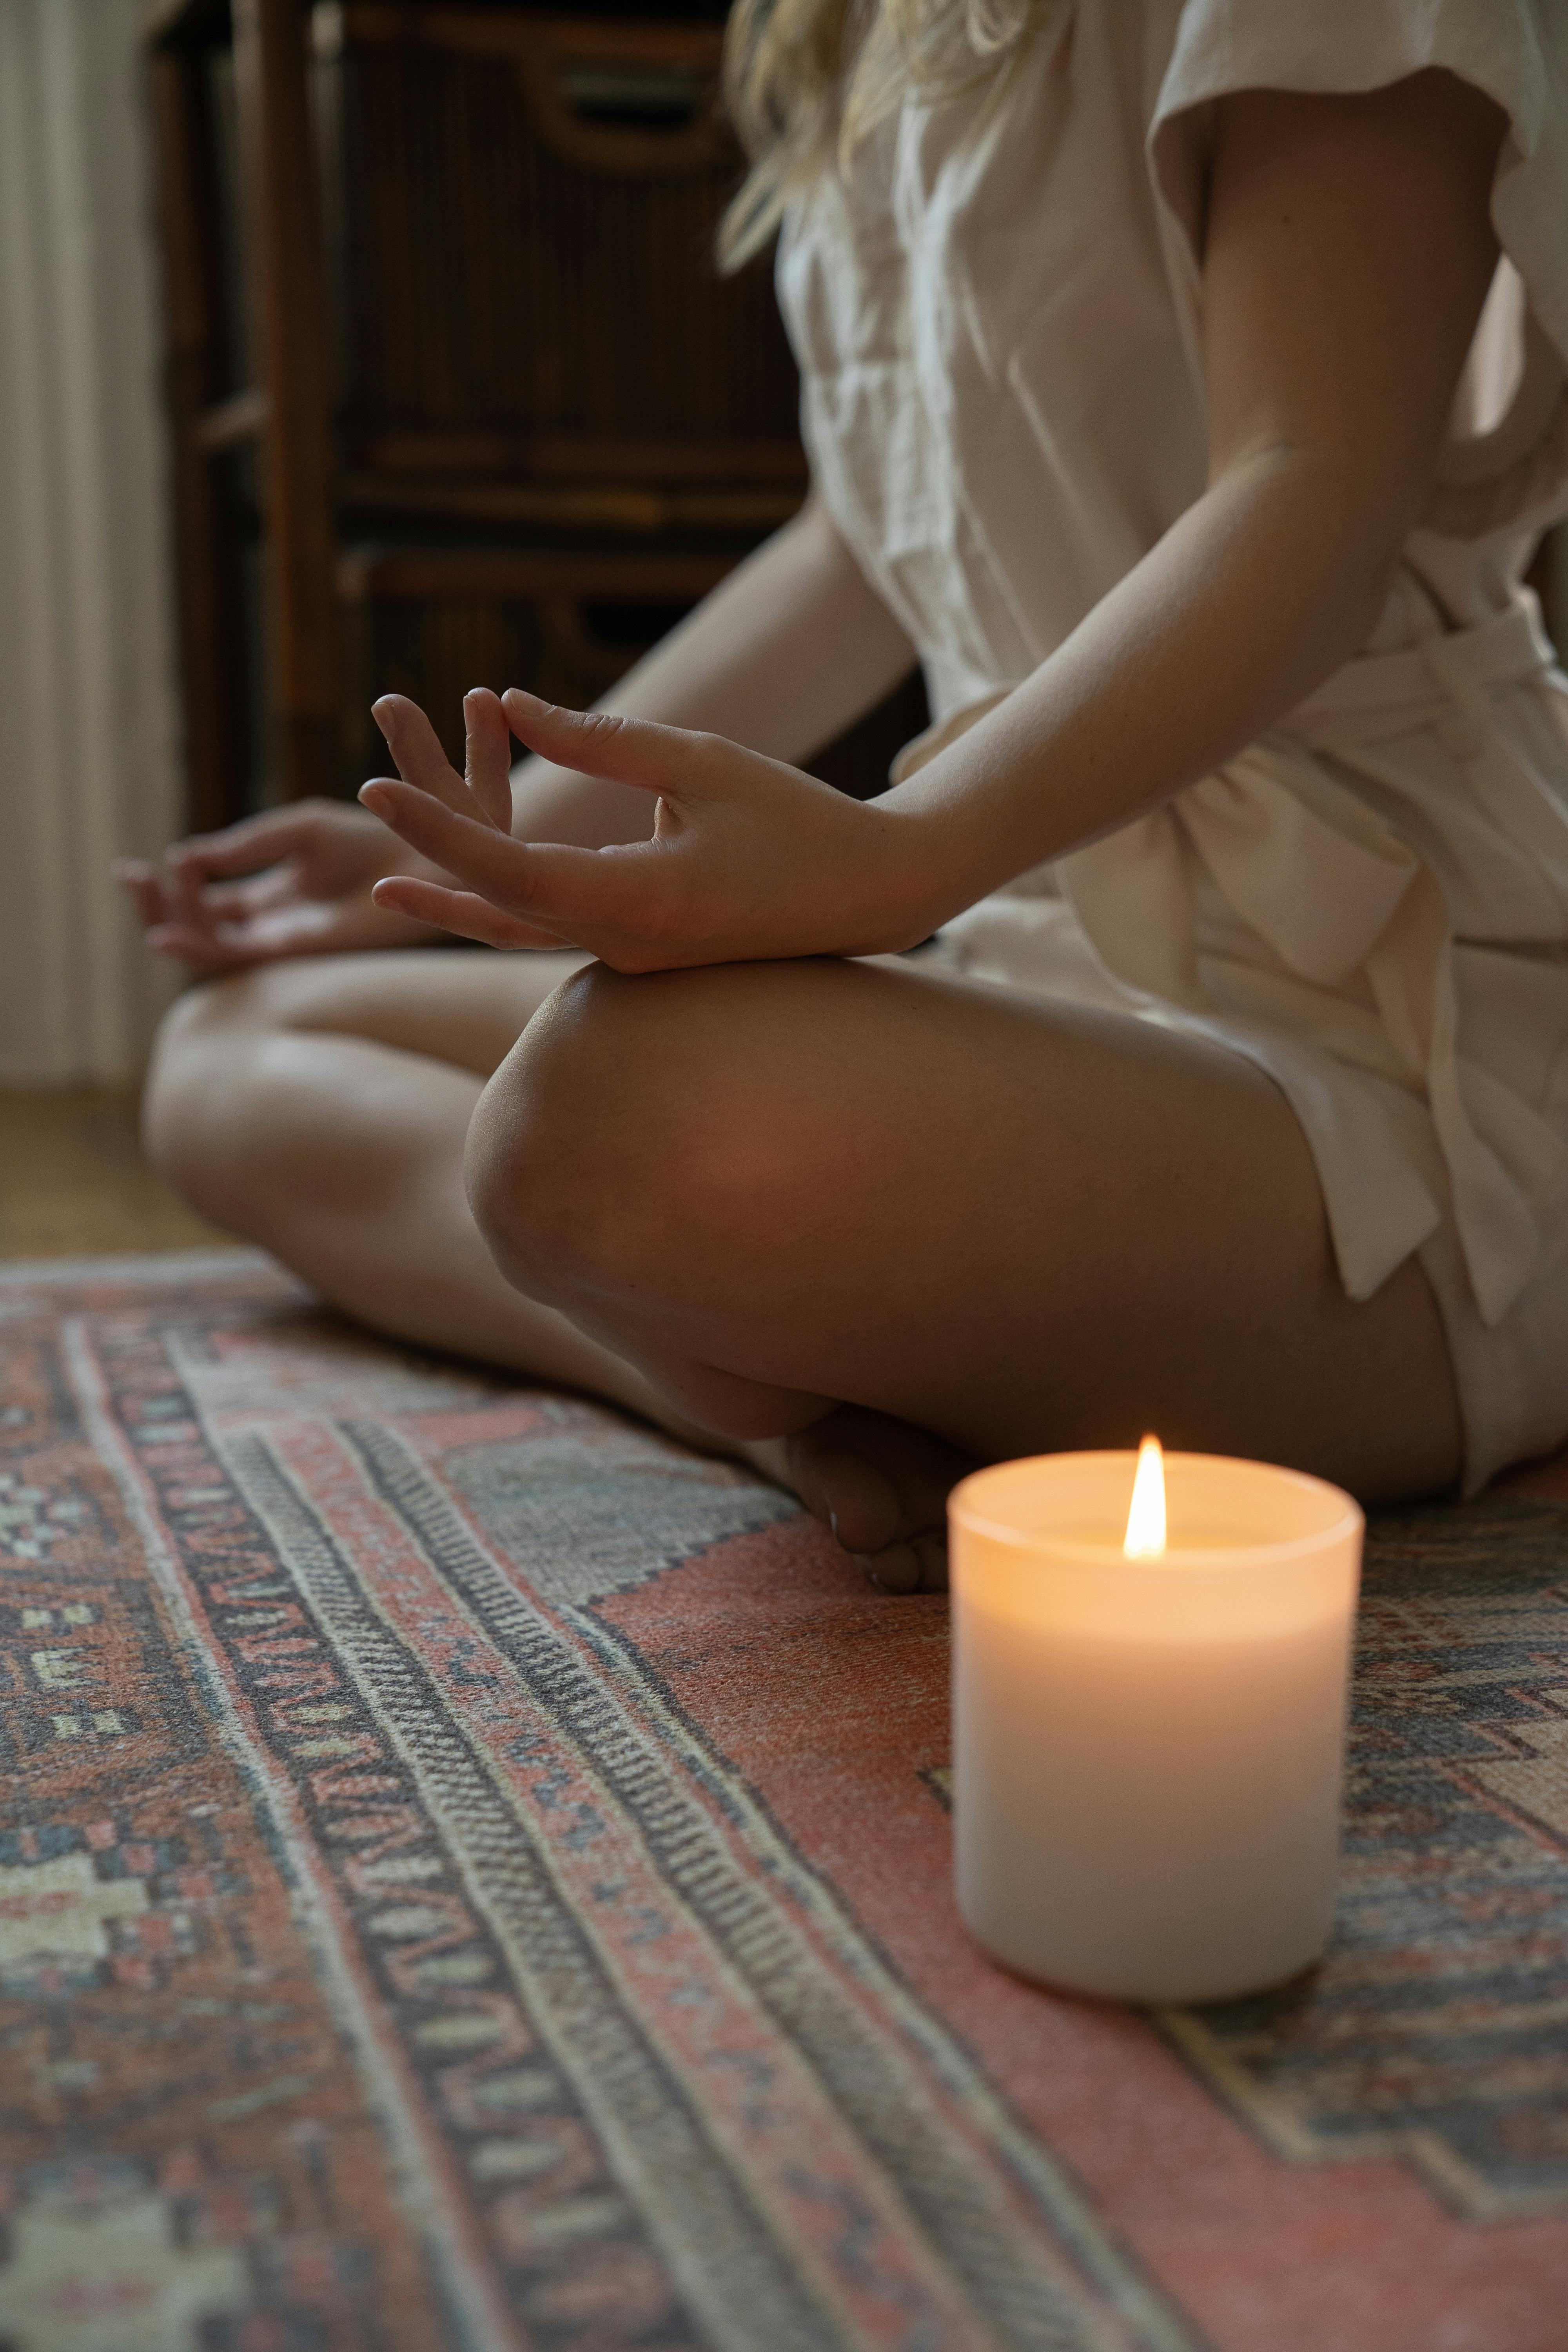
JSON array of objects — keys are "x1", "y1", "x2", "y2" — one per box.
[{"x1": 1, "y1": 1252, "x2": 1565, "y2": 2352}]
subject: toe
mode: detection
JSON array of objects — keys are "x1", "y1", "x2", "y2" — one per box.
[
  {"x1": 790, "y1": 1405, "x2": 972, "y2": 1535},
  {"x1": 787, "y1": 1432, "x2": 903, "y2": 1555},
  {"x1": 861, "y1": 1528, "x2": 949, "y2": 1596}
]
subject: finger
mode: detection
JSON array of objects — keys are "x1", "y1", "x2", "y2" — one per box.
[
  {"x1": 371, "y1": 875, "x2": 567, "y2": 951},
  {"x1": 371, "y1": 694, "x2": 483, "y2": 824},
  {"x1": 167, "y1": 806, "x2": 319, "y2": 882},
  {"x1": 463, "y1": 688, "x2": 514, "y2": 832},
  {"x1": 501, "y1": 690, "x2": 717, "y2": 802},
  {"x1": 144, "y1": 923, "x2": 254, "y2": 972},
  {"x1": 147, "y1": 905, "x2": 330, "y2": 969},
  {"x1": 359, "y1": 777, "x2": 648, "y2": 934},
  {"x1": 138, "y1": 862, "x2": 232, "y2": 944},
  {"x1": 172, "y1": 850, "x2": 214, "y2": 928},
  {"x1": 198, "y1": 870, "x2": 295, "y2": 918},
  {"x1": 114, "y1": 860, "x2": 174, "y2": 930}
]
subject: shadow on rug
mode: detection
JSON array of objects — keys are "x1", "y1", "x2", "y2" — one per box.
[{"x1": 0, "y1": 1251, "x2": 1564, "y2": 2352}]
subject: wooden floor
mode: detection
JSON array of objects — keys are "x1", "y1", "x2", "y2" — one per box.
[{"x1": 0, "y1": 1088, "x2": 230, "y2": 1259}]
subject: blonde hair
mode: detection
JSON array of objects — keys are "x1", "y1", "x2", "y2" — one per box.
[{"x1": 719, "y1": 0, "x2": 1043, "y2": 270}]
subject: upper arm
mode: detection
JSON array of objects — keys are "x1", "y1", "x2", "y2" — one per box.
[{"x1": 1201, "y1": 70, "x2": 1506, "y2": 539}]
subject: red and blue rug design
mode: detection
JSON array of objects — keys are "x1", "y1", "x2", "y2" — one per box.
[{"x1": 0, "y1": 1252, "x2": 1564, "y2": 2350}]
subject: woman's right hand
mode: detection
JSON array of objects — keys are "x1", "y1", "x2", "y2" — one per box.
[{"x1": 116, "y1": 798, "x2": 454, "y2": 971}]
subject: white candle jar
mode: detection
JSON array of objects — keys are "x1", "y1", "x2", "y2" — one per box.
[{"x1": 949, "y1": 1450, "x2": 1363, "y2": 2005}]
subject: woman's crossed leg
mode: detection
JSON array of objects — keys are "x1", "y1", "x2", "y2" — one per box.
[
  {"x1": 278, "y1": 945, "x2": 1462, "y2": 1566},
  {"x1": 145, "y1": 942, "x2": 1462, "y2": 1590},
  {"x1": 142, "y1": 946, "x2": 714, "y2": 1443}
]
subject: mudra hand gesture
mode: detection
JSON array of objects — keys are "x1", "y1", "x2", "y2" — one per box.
[
  {"x1": 362, "y1": 686, "x2": 936, "y2": 971},
  {"x1": 116, "y1": 796, "x2": 450, "y2": 970}
]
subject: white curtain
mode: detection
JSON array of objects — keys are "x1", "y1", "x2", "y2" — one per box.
[{"x1": 0, "y1": 0, "x2": 183, "y2": 1084}]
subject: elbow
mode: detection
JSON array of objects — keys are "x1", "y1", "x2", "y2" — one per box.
[{"x1": 1211, "y1": 437, "x2": 1421, "y2": 674}]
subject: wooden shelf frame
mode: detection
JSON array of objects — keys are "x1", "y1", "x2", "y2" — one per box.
[{"x1": 144, "y1": 0, "x2": 806, "y2": 822}]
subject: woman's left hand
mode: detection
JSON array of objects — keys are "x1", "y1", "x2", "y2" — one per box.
[{"x1": 361, "y1": 688, "x2": 938, "y2": 971}]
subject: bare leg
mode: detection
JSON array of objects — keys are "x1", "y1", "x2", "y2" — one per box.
[
  {"x1": 143, "y1": 949, "x2": 962, "y2": 1583},
  {"x1": 142, "y1": 951, "x2": 722, "y2": 1449},
  {"x1": 464, "y1": 955, "x2": 1464, "y2": 1579},
  {"x1": 146, "y1": 947, "x2": 1465, "y2": 1597}
]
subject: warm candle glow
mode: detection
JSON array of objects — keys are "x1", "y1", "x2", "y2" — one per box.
[
  {"x1": 1122, "y1": 1435, "x2": 1166, "y2": 1557},
  {"x1": 950, "y1": 1449, "x2": 1365, "y2": 2001}
]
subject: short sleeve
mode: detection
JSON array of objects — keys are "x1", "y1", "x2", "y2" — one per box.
[{"x1": 1146, "y1": 0, "x2": 1568, "y2": 538}]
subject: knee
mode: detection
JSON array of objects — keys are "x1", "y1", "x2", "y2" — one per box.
[
  {"x1": 141, "y1": 967, "x2": 297, "y2": 1217},
  {"x1": 464, "y1": 962, "x2": 713, "y2": 1304},
  {"x1": 142, "y1": 973, "x2": 245, "y2": 1181}
]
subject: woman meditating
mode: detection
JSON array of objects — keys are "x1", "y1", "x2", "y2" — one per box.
[{"x1": 125, "y1": 0, "x2": 1568, "y2": 1593}]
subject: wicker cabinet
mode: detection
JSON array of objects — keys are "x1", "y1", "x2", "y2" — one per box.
[{"x1": 144, "y1": 0, "x2": 924, "y2": 831}]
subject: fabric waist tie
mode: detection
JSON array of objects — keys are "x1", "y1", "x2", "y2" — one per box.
[
  {"x1": 1281, "y1": 595, "x2": 1560, "y2": 753},
  {"x1": 1058, "y1": 589, "x2": 1568, "y2": 1328}
]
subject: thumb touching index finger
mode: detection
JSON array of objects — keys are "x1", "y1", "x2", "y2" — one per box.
[{"x1": 500, "y1": 691, "x2": 719, "y2": 800}]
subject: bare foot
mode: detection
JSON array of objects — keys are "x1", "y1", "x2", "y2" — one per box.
[{"x1": 742, "y1": 1405, "x2": 977, "y2": 1594}]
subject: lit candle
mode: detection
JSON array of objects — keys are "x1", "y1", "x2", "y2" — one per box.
[{"x1": 949, "y1": 1442, "x2": 1363, "y2": 2004}]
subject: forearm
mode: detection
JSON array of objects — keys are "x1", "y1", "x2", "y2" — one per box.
[
  {"x1": 884, "y1": 445, "x2": 1412, "y2": 922},
  {"x1": 876, "y1": 70, "x2": 1503, "y2": 930},
  {"x1": 363, "y1": 74, "x2": 1507, "y2": 979},
  {"x1": 510, "y1": 495, "x2": 916, "y2": 847}
]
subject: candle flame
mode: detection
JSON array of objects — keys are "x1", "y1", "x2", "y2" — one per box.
[{"x1": 1123, "y1": 1435, "x2": 1167, "y2": 1558}]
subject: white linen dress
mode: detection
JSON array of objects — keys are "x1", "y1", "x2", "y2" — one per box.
[{"x1": 774, "y1": 0, "x2": 1568, "y2": 1491}]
